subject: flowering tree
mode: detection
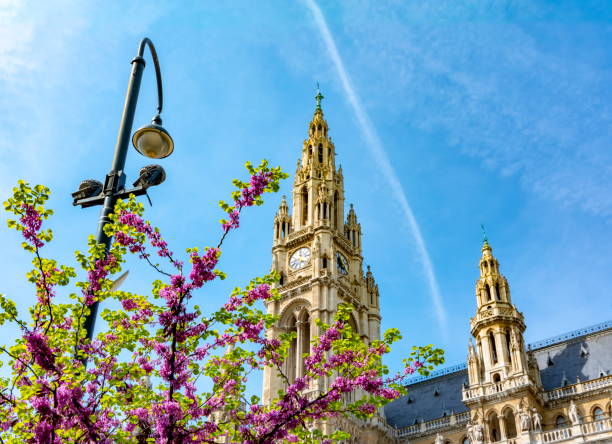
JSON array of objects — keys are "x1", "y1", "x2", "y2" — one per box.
[{"x1": 0, "y1": 161, "x2": 443, "y2": 443}]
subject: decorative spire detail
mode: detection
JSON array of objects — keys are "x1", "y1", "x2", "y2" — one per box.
[
  {"x1": 481, "y1": 224, "x2": 489, "y2": 247},
  {"x1": 315, "y1": 82, "x2": 324, "y2": 111}
]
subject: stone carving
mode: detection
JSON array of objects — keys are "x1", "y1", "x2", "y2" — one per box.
[
  {"x1": 519, "y1": 404, "x2": 532, "y2": 431},
  {"x1": 532, "y1": 408, "x2": 542, "y2": 432},
  {"x1": 434, "y1": 433, "x2": 444, "y2": 444},
  {"x1": 467, "y1": 420, "x2": 484, "y2": 444},
  {"x1": 569, "y1": 400, "x2": 581, "y2": 425}
]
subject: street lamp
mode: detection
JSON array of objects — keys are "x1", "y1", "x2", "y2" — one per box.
[{"x1": 72, "y1": 37, "x2": 173, "y2": 341}]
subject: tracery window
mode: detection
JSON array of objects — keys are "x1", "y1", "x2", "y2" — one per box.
[{"x1": 593, "y1": 407, "x2": 605, "y2": 421}]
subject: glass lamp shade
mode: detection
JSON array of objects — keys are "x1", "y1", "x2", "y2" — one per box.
[{"x1": 132, "y1": 123, "x2": 174, "y2": 159}]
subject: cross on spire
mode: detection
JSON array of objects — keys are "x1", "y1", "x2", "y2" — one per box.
[
  {"x1": 480, "y1": 224, "x2": 489, "y2": 245},
  {"x1": 315, "y1": 82, "x2": 324, "y2": 110}
]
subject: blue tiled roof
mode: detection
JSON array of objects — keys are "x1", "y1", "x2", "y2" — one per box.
[
  {"x1": 384, "y1": 369, "x2": 469, "y2": 428},
  {"x1": 534, "y1": 323, "x2": 612, "y2": 391},
  {"x1": 384, "y1": 321, "x2": 612, "y2": 429}
]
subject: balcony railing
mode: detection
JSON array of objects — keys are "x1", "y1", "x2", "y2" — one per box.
[
  {"x1": 544, "y1": 374, "x2": 612, "y2": 401},
  {"x1": 462, "y1": 374, "x2": 531, "y2": 401},
  {"x1": 531, "y1": 417, "x2": 611, "y2": 443},
  {"x1": 540, "y1": 427, "x2": 572, "y2": 443},
  {"x1": 395, "y1": 411, "x2": 470, "y2": 438},
  {"x1": 581, "y1": 417, "x2": 612, "y2": 436}
]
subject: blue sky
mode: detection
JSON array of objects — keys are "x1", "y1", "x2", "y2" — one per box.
[{"x1": 1, "y1": 0, "x2": 612, "y2": 395}]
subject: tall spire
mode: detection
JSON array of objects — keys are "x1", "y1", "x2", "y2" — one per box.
[{"x1": 315, "y1": 82, "x2": 324, "y2": 112}]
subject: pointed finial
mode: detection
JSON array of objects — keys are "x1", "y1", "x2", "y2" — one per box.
[
  {"x1": 480, "y1": 224, "x2": 489, "y2": 245},
  {"x1": 315, "y1": 82, "x2": 324, "y2": 110}
]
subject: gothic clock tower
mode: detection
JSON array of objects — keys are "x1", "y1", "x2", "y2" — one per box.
[{"x1": 262, "y1": 91, "x2": 382, "y2": 408}]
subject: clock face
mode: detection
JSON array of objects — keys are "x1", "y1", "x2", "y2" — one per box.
[
  {"x1": 290, "y1": 247, "x2": 311, "y2": 270},
  {"x1": 336, "y1": 252, "x2": 349, "y2": 275}
]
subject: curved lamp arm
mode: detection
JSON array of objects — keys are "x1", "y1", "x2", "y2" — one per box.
[{"x1": 137, "y1": 37, "x2": 164, "y2": 115}]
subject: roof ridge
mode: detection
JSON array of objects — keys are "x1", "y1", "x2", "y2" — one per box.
[
  {"x1": 405, "y1": 363, "x2": 467, "y2": 385},
  {"x1": 528, "y1": 319, "x2": 612, "y2": 350}
]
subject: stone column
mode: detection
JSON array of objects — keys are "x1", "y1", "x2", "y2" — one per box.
[
  {"x1": 480, "y1": 334, "x2": 492, "y2": 374},
  {"x1": 496, "y1": 330, "x2": 510, "y2": 374},
  {"x1": 499, "y1": 414, "x2": 507, "y2": 441}
]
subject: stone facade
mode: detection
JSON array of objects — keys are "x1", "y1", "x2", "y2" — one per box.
[
  {"x1": 262, "y1": 95, "x2": 612, "y2": 443},
  {"x1": 384, "y1": 241, "x2": 612, "y2": 444}
]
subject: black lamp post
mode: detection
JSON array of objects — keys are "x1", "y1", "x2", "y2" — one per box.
[{"x1": 73, "y1": 38, "x2": 174, "y2": 341}]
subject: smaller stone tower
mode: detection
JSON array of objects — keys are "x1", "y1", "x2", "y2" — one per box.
[{"x1": 463, "y1": 239, "x2": 543, "y2": 442}]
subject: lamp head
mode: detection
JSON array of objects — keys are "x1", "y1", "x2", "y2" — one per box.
[
  {"x1": 133, "y1": 164, "x2": 166, "y2": 189},
  {"x1": 72, "y1": 179, "x2": 103, "y2": 200},
  {"x1": 132, "y1": 115, "x2": 174, "y2": 159}
]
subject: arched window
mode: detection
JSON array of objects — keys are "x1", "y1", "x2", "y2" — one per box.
[
  {"x1": 462, "y1": 438, "x2": 470, "y2": 444},
  {"x1": 486, "y1": 285, "x2": 492, "y2": 301},
  {"x1": 287, "y1": 315, "x2": 298, "y2": 383},
  {"x1": 488, "y1": 412, "x2": 500, "y2": 442},
  {"x1": 299, "y1": 313, "x2": 310, "y2": 378},
  {"x1": 317, "y1": 124, "x2": 322, "y2": 132},
  {"x1": 495, "y1": 282, "x2": 501, "y2": 300},
  {"x1": 489, "y1": 331, "x2": 498, "y2": 364},
  {"x1": 281, "y1": 222, "x2": 286, "y2": 239},
  {"x1": 556, "y1": 415, "x2": 567, "y2": 428},
  {"x1": 318, "y1": 144, "x2": 323, "y2": 163},
  {"x1": 505, "y1": 330, "x2": 512, "y2": 363},
  {"x1": 493, "y1": 373, "x2": 501, "y2": 383},
  {"x1": 322, "y1": 256, "x2": 328, "y2": 269},
  {"x1": 593, "y1": 406, "x2": 605, "y2": 421},
  {"x1": 279, "y1": 272, "x2": 284, "y2": 286},
  {"x1": 503, "y1": 408, "x2": 517, "y2": 438},
  {"x1": 333, "y1": 192, "x2": 339, "y2": 228},
  {"x1": 286, "y1": 310, "x2": 311, "y2": 383},
  {"x1": 301, "y1": 187, "x2": 308, "y2": 226}
]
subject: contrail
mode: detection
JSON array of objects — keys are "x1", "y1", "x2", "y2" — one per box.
[{"x1": 303, "y1": 0, "x2": 448, "y2": 337}]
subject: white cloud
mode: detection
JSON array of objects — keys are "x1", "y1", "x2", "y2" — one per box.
[
  {"x1": 338, "y1": 1, "x2": 612, "y2": 219},
  {"x1": 303, "y1": 0, "x2": 448, "y2": 336}
]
